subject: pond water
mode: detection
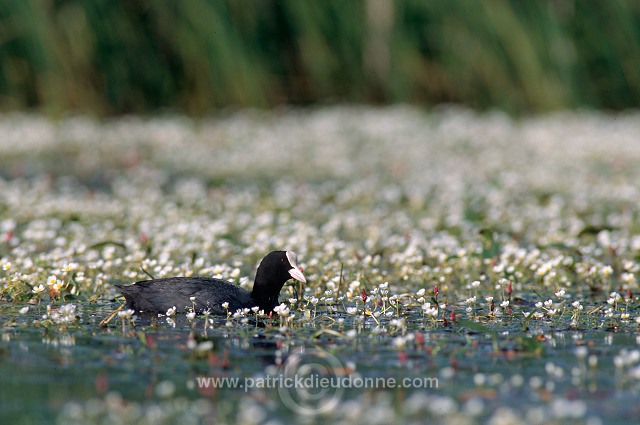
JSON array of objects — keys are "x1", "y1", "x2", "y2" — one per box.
[{"x1": 1, "y1": 299, "x2": 638, "y2": 425}]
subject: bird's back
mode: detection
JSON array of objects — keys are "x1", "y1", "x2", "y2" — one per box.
[{"x1": 116, "y1": 277, "x2": 254, "y2": 315}]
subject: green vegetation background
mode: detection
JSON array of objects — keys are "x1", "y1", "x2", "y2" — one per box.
[{"x1": 1, "y1": 0, "x2": 639, "y2": 115}]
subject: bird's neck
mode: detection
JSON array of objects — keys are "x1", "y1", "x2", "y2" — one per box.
[{"x1": 250, "y1": 272, "x2": 282, "y2": 312}]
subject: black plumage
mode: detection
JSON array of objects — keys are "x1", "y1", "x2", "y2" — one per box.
[{"x1": 116, "y1": 250, "x2": 306, "y2": 315}]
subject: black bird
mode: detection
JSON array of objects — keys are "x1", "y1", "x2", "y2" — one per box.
[{"x1": 116, "y1": 250, "x2": 306, "y2": 315}]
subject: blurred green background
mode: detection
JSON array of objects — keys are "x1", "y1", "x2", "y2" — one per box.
[{"x1": 1, "y1": 0, "x2": 639, "y2": 115}]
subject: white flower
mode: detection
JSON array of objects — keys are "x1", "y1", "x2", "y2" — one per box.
[
  {"x1": 47, "y1": 275, "x2": 57, "y2": 286},
  {"x1": 2, "y1": 262, "x2": 11, "y2": 271},
  {"x1": 118, "y1": 309, "x2": 135, "y2": 319},
  {"x1": 32, "y1": 284, "x2": 45, "y2": 295},
  {"x1": 221, "y1": 302, "x2": 229, "y2": 309},
  {"x1": 422, "y1": 304, "x2": 438, "y2": 317},
  {"x1": 166, "y1": 306, "x2": 177, "y2": 316},
  {"x1": 555, "y1": 289, "x2": 565, "y2": 298},
  {"x1": 465, "y1": 296, "x2": 477, "y2": 305},
  {"x1": 19, "y1": 306, "x2": 29, "y2": 314},
  {"x1": 186, "y1": 311, "x2": 196, "y2": 321},
  {"x1": 607, "y1": 292, "x2": 622, "y2": 304},
  {"x1": 535, "y1": 301, "x2": 543, "y2": 308},
  {"x1": 485, "y1": 296, "x2": 494, "y2": 303},
  {"x1": 620, "y1": 273, "x2": 636, "y2": 284},
  {"x1": 273, "y1": 303, "x2": 290, "y2": 317},
  {"x1": 416, "y1": 288, "x2": 426, "y2": 296},
  {"x1": 471, "y1": 280, "x2": 481, "y2": 288},
  {"x1": 390, "y1": 318, "x2": 406, "y2": 330},
  {"x1": 500, "y1": 300, "x2": 509, "y2": 308},
  {"x1": 63, "y1": 263, "x2": 78, "y2": 272}
]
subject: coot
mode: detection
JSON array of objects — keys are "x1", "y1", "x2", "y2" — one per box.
[{"x1": 116, "y1": 250, "x2": 306, "y2": 315}]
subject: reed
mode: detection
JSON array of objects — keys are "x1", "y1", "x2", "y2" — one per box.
[{"x1": 0, "y1": 0, "x2": 638, "y2": 114}]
